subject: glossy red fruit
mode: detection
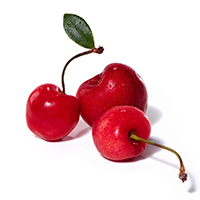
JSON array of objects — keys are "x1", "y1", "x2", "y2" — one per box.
[
  {"x1": 76, "y1": 63, "x2": 147, "y2": 127},
  {"x1": 92, "y1": 105, "x2": 151, "y2": 161},
  {"x1": 26, "y1": 83, "x2": 80, "y2": 141}
]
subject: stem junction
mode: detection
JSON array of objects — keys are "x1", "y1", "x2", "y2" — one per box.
[{"x1": 61, "y1": 46, "x2": 104, "y2": 94}]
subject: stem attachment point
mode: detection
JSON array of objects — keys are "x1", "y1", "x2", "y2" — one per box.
[
  {"x1": 92, "y1": 46, "x2": 104, "y2": 54},
  {"x1": 61, "y1": 46, "x2": 104, "y2": 94}
]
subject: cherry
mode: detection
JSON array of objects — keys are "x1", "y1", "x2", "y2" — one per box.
[
  {"x1": 26, "y1": 83, "x2": 80, "y2": 141},
  {"x1": 76, "y1": 63, "x2": 148, "y2": 127},
  {"x1": 92, "y1": 105, "x2": 187, "y2": 182}
]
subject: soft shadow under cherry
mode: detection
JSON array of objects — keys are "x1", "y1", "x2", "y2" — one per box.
[
  {"x1": 141, "y1": 136, "x2": 163, "y2": 158},
  {"x1": 62, "y1": 119, "x2": 91, "y2": 142},
  {"x1": 146, "y1": 105, "x2": 163, "y2": 126}
]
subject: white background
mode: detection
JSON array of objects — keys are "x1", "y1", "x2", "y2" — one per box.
[{"x1": 1, "y1": 0, "x2": 200, "y2": 199}]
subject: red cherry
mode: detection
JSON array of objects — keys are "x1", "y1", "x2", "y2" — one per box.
[
  {"x1": 26, "y1": 84, "x2": 80, "y2": 141},
  {"x1": 92, "y1": 105, "x2": 151, "y2": 160},
  {"x1": 76, "y1": 63, "x2": 148, "y2": 127},
  {"x1": 92, "y1": 105, "x2": 187, "y2": 182}
]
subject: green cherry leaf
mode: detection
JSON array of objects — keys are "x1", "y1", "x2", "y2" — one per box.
[{"x1": 63, "y1": 14, "x2": 95, "y2": 49}]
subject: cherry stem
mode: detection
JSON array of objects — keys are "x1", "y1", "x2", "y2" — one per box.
[
  {"x1": 129, "y1": 132, "x2": 187, "y2": 183},
  {"x1": 61, "y1": 46, "x2": 104, "y2": 94}
]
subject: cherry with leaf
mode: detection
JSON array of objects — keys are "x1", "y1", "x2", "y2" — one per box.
[
  {"x1": 26, "y1": 13, "x2": 187, "y2": 183},
  {"x1": 26, "y1": 14, "x2": 104, "y2": 141}
]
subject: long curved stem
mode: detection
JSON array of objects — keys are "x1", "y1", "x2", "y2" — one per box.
[
  {"x1": 129, "y1": 132, "x2": 187, "y2": 182},
  {"x1": 61, "y1": 46, "x2": 104, "y2": 94}
]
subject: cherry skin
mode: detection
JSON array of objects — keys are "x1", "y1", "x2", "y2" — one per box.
[
  {"x1": 76, "y1": 63, "x2": 148, "y2": 127},
  {"x1": 92, "y1": 105, "x2": 151, "y2": 161},
  {"x1": 26, "y1": 83, "x2": 80, "y2": 141}
]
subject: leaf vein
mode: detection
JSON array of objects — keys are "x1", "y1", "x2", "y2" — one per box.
[{"x1": 68, "y1": 17, "x2": 94, "y2": 49}]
